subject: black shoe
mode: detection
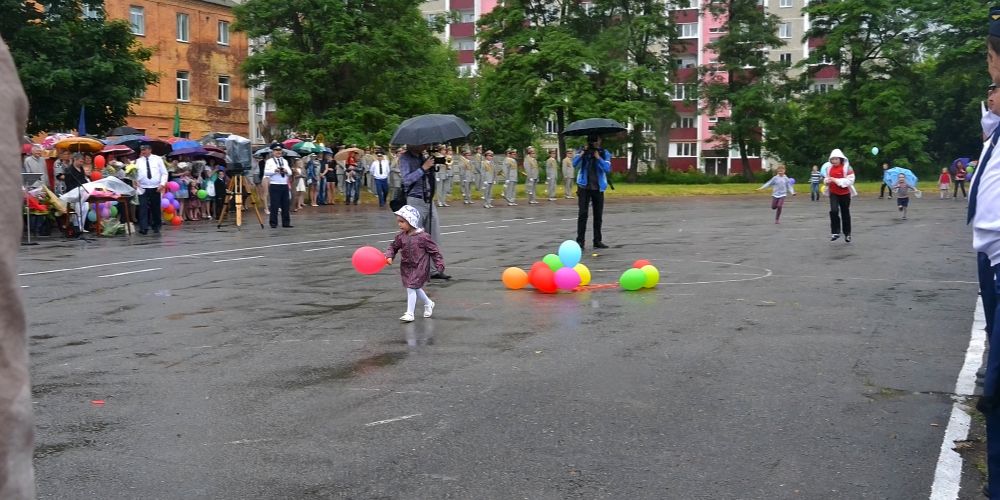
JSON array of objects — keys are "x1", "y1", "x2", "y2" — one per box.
[
  {"x1": 430, "y1": 272, "x2": 451, "y2": 280},
  {"x1": 152, "y1": 229, "x2": 160, "y2": 234},
  {"x1": 283, "y1": 225, "x2": 294, "y2": 228},
  {"x1": 593, "y1": 242, "x2": 609, "y2": 249},
  {"x1": 138, "y1": 230, "x2": 148, "y2": 235},
  {"x1": 576, "y1": 240, "x2": 585, "y2": 249},
  {"x1": 830, "y1": 234, "x2": 840, "y2": 241},
  {"x1": 845, "y1": 235, "x2": 851, "y2": 243},
  {"x1": 270, "y1": 225, "x2": 278, "y2": 228}
]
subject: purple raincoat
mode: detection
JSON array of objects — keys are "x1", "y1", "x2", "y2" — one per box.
[{"x1": 385, "y1": 230, "x2": 445, "y2": 289}]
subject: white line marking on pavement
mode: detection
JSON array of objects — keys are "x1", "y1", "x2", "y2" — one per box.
[
  {"x1": 18, "y1": 231, "x2": 398, "y2": 277},
  {"x1": 485, "y1": 226, "x2": 508, "y2": 229},
  {"x1": 440, "y1": 231, "x2": 466, "y2": 235},
  {"x1": 303, "y1": 245, "x2": 345, "y2": 252},
  {"x1": 19, "y1": 285, "x2": 28, "y2": 288},
  {"x1": 377, "y1": 240, "x2": 393, "y2": 243},
  {"x1": 929, "y1": 297, "x2": 986, "y2": 500},
  {"x1": 525, "y1": 221, "x2": 546, "y2": 225},
  {"x1": 364, "y1": 413, "x2": 422, "y2": 427},
  {"x1": 96, "y1": 268, "x2": 162, "y2": 278},
  {"x1": 212, "y1": 256, "x2": 264, "y2": 263},
  {"x1": 561, "y1": 218, "x2": 576, "y2": 221}
]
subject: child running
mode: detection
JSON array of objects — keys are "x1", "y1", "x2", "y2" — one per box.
[
  {"x1": 385, "y1": 205, "x2": 445, "y2": 322},
  {"x1": 757, "y1": 165, "x2": 795, "y2": 224},
  {"x1": 893, "y1": 173, "x2": 918, "y2": 220}
]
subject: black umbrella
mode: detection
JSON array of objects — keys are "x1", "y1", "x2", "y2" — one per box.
[
  {"x1": 109, "y1": 126, "x2": 141, "y2": 136},
  {"x1": 390, "y1": 114, "x2": 472, "y2": 145},
  {"x1": 106, "y1": 135, "x2": 172, "y2": 156},
  {"x1": 563, "y1": 118, "x2": 627, "y2": 137}
]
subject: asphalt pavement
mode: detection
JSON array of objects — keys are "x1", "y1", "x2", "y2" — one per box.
[{"x1": 18, "y1": 192, "x2": 981, "y2": 499}]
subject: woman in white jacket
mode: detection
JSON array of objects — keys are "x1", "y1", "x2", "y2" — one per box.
[{"x1": 824, "y1": 148, "x2": 856, "y2": 242}]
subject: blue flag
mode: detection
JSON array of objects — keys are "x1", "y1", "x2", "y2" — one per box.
[{"x1": 77, "y1": 105, "x2": 86, "y2": 136}]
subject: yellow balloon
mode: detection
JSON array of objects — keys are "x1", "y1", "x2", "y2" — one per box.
[
  {"x1": 573, "y1": 263, "x2": 591, "y2": 286},
  {"x1": 640, "y1": 265, "x2": 660, "y2": 288},
  {"x1": 162, "y1": 212, "x2": 173, "y2": 221}
]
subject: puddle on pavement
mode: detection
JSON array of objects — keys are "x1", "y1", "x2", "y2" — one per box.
[{"x1": 277, "y1": 351, "x2": 408, "y2": 389}]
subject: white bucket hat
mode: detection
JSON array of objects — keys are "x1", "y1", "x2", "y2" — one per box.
[{"x1": 393, "y1": 205, "x2": 422, "y2": 229}]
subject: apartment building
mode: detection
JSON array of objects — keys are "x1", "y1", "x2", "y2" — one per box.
[
  {"x1": 105, "y1": 0, "x2": 249, "y2": 138},
  {"x1": 420, "y1": 0, "x2": 498, "y2": 76}
]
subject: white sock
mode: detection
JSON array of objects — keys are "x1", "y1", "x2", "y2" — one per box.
[
  {"x1": 406, "y1": 288, "x2": 417, "y2": 315},
  {"x1": 415, "y1": 288, "x2": 431, "y2": 305}
]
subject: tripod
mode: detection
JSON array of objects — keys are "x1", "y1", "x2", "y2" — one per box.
[{"x1": 216, "y1": 173, "x2": 264, "y2": 229}]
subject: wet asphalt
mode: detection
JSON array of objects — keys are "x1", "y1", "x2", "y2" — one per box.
[{"x1": 18, "y1": 192, "x2": 979, "y2": 499}]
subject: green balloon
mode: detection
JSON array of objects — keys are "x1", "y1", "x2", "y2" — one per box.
[
  {"x1": 197, "y1": 189, "x2": 208, "y2": 200},
  {"x1": 620, "y1": 268, "x2": 646, "y2": 291},
  {"x1": 543, "y1": 253, "x2": 563, "y2": 271},
  {"x1": 109, "y1": 206, "x2": 119, "y2": 218}
]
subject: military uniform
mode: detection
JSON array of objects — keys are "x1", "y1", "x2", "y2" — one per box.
[
  {"x1": 545, "y1": 153, "x2": 559, "y2": 200},
  {"x1": 524, "y1": 149, "x2": 540, "y2": 204},
  {"x1": 481, "y1": 151, "x2": 497, "y2": 208},
  {"x1": 562, "y1": 153, "x2": 576, "y2": 199},
  {"x1": 472, "y1": 148, "x2": 483, "y2": 194},
  {"x1": 456, "y1": 153, "x2": 474, "y2": 204},
  {"x1": 435, "y1": 153, "x2": 453, "y2": 207},
  {"x1": 502, "y1": 151, "x2": 519, "y2": 205}
]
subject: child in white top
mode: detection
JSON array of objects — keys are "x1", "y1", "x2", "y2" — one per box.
[{"x1": 757, "y1": 165, "x2": 795, "y2": 224}]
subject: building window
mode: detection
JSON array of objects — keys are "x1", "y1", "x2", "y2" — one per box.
[
  {"x1": 778, "y1": 23, "x2": 791, "y2": 39},
  {"x1": 674, "y1": 143, "x2": 697, "y2": 157},
  {"x1": 674, "y1": 116, "x2": 695, "y2": 128},
  {"x1": 779, "y1": 0, "x2": 792, "y2": 6},
  {"x1": 709, "y1": 26, "x2": 726, "y2": 34},
  {"x1": 779, "y1": 52, "x2": 792, "y2": 66},
  {"x1": 217, "y1": 21, "x2": 230, "y2": 45},
  {"x1": 460, "y1": 10, "x2": 475, "y2": 23},
  {"x1": 813, "y1": 83, "x2": 836, "y2": 93},
  {"x1": 176, "y1": 13, "x2": 189, "y2": 42},
  {"x1": 545, "y1": 118, "x2": 557, "y2": 135},
  {"x1": 641, "y1": 145, "x2": 656, "y2": 161},
  {"x1": 458, "y1": 64, "x2": 476, "y2": 78},
  {"x1": 679, "y1": 23, "x2": 698, "y2": 39},
  {"x1": 673, "y1": 83, "x2": 695, "y2": 100},
  {"x1": 218, "y1": 76, "x2": 231, "y2": 102},
  {"x1": 452, "y1": 39, "x2": 475, "y2": 51},
  {"x1": 178, "y1": 131, "x2": 190, "y2": 138},
  {"x1": 129, "y1": 6, "x2": 144, "y2": 35},
  {"x1": 82, "y1": 4, "x2": 101, "y2": 19},
  {"x1": 176, "y1": 71, "x2": 190, "y2": 101}
]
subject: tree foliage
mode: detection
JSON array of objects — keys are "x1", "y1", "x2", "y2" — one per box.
[
  {"x1": 1, "y1": 0, "x2": 157, "y2": 134},
  {"x1": 235, "y1": 0, "x2": 470, "y2": 145}
]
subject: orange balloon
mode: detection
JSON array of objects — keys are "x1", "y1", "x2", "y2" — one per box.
[
  {"x1": 501, "y1": 267, "x2": 528, "y2": 290},
  {"x1": 171, "y1": 216, "x2": 183, "y2": 226},
  {"x1": 633, "y1": 259, "x2": 652, "y2": 269},
  {"x1": 164, "y1": 204, "x2": 175, "y2": 214}
]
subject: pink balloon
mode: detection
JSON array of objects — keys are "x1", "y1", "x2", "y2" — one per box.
[
  {"x1": 167, "y1": 181, "x2": 180, "y2": 192},
  {"x1": 352, "y1": 246, "x2": 387, "y2": 275},
  {"x1": 554, "y1": 267, "x2": 581, "y2": 290}
]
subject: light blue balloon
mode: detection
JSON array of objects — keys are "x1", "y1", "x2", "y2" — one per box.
[
  {"x1": 871, "y1": 146, "x2": 879, "y2": 156},
  {"x1": 558, "y1": 240, "x2": 582, "y2": 268}
]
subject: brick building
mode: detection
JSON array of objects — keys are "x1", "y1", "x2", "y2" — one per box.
[{"x1": 104, "y1": 0, "x2": 249, "y2": 138}]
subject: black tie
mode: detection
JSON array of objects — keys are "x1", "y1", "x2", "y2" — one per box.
[
  {"x1": 968, "y1": 126, "x2": 1000, "y2": 223},
  {"x1": 145, "y1": 157, "x2": 152, "y2": 179}
]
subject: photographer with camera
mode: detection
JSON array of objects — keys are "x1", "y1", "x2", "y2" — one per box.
[
  {"x1": 399, "y1": 144, "x2": 450, "y2": 280},
  {"x1": 263, "y1": 143, "x2": 293, "y2": 228},
  {"x1": 573, "y1": 134, "x2": 611, "y2": 249}
]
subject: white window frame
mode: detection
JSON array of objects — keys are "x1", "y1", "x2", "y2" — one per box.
[
  {"x1": 176, "y1": 71, "x2": 190, "y2": 102},
  {"x1": 673, "y1": 83, "x2": 694, "y2": 100},
  {"x1": 218, "y1": 76, "x2": 231, "y2": 102},
  {"x1": 779, "y1": 0, "x2": 792, "y2": 6},
  {"x1": 779, "y1": 52, "x2": 792, "y2": 66},
  {"x1": 176, "y1": 13, "x2": 189, "y2": 42},
  {"x1": 460, "y1": 10, "x2": 475, "y2": 23},
  {"x1": 217, "y1": 20, "x2": 230, "y2": 46},
  {"x1": 129, "y1": 6, "x2": 144, "y2": 35},
  {"x1": 812, "y1": 83, "x2": 836, "y2": 93},
  {"x1": 82, "y1": 4, "x2": 101, "y2": 18},
  {"x1": 675, "y1": 116, "x2": 695, "y2": 128},
  {"x1": 674, "y1": 142, "x2": 697, "y2": 157},
  {"x1": 545, "y1": 118, "x2": 557, "y2": 135},
  {"x1": 779, "y1": 23, "x2": 791, "y2": 39},
  {"x1": 679, "y1": 23, "x2": 698, "y2": 39}
]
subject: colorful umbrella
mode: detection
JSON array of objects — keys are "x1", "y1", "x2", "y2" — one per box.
[
  {"x1": 100, "y1": 144, "x2": 134, "y2": 154},
  {"x1": 54, "y1": 136, "x2": 104, "y2": 153},
  {"x1": 169, "y1": 140, "x2": 207, "y2": 156},
  {"x1": 292, "y1": 141, "x2": 317, "y2": 153},
  {"x1": 884, "y1": 166, "x2": 918, "y2": 189},
  {"x1": 333, "y1": 147, "x2": 363, "y2": 162},
  {"x1": 41, "y1": 133, "x2": 74, "y2": 150},
  {"x1": 282, "y1": 138, "x2": 302, "y2": 149}
]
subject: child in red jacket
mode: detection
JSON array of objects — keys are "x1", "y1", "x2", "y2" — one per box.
[{"x1": 938, "y1": 168, "x2": 951, "y2": 199}]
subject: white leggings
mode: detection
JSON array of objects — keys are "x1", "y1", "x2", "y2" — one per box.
[{"x1": 406, "y1": 287, "x2": 430, "y2": 314}]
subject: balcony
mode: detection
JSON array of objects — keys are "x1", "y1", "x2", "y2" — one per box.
[
  {"x1": 668, "y1": 127, "x2": 697, "y2": 141},
  {"x1": 452, "y1": 0, "x2": 474, "y2": 9},
  {"x1": 675, "y1": 67, "x2": 697, "y2": 82},
  {"x1": 450, "y1": 22, "x2": 475, "y2": 38},
  {"x1": 673, "y1": 9, "x2": 698, "y2": 24},
  {"x1": 814, "y1": 65, "x2": 839, "y2": 79},
  {"x1": 458, "y1": 50, "x2": 475, "y2": 64}
]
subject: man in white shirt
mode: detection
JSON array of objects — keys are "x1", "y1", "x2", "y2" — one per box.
[
  {"x1": 973, "y1": 9, "x2": 1000, "y2": 497},
  {"x1": 369, "y1": 150, "x2": 390, "y2": 208},
  {"x1": 22, "y1": 145, "x2": 46, "y2": 188},
  {"x1": 135, "y1": 143, "x2": 168, "y2": 234},
  {"x1": 263, "y1": 143, "x2": 293, "y2": 228}
]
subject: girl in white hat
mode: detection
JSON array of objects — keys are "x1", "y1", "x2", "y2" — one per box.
[{"x1": 385, "y1": 205, "x2": 446, "y2": 322}]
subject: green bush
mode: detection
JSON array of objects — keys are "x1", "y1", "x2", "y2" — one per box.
[{"x1": 609, "y1": 169, "x2": 771, "y2": 185}]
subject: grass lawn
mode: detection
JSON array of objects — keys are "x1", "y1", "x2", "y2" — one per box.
[{"x1": 603, "y1": 181, "x2": 888, "y2": 197}]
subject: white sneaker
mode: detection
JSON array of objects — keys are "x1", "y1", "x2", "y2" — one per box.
[
  {"x1": 399, "y1": 312, "x2": 415, "y2": 322},
  {"x1": 423, "y1": 300, "x2": 435, "y2": 318}
]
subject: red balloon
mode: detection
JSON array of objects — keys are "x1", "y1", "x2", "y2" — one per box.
[
  {"x1": 530, "y1": 266, "x2": 557, "y2": 293},
  {"x1": 170, "y1": 216, "x2": 183, "y2": 226},
  {"x1": 352, "y1": 246, "x2": 387, "y2": 275},
  {"x1": 93, "y1": 155, "x2": 106, "y2": 169},
  {"x1": 633, "y1": 259, "x2": 652, "y2": 269},
  {"x1": 527, "y1": 261, "x2": 546, "y2": 285},
  {"x1": 164, "y1": 205, "x2": 175, "y2": 214},
  {"x1": 89, "y1": 171, "x2": 103, "y2": 181}
]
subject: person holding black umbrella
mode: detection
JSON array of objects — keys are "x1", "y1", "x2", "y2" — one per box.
[
  {"x1": 399, "y1": 144, "x2": 449, "y2": 279},
  {"x1": 574, "y1": 134, "x2": 612, "y2": 249}
]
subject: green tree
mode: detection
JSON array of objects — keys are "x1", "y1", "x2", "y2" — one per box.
[
  {"x1": 781, "y1": 0, "x2": 933, "y2": 177},
  {"x1": 1, "y1": 0, "x2": 157, "y2": 134},
  {"x1": 235, "y1": 0, "x2": 469, "y2": 145},
  {"x1": 701, "y1": 0, "x2": 785, "y2": 179}
]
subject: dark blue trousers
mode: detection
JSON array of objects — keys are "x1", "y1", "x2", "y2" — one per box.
[{"x1": 979, "y1": 253, "x2": 1000, "y2": 495}]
